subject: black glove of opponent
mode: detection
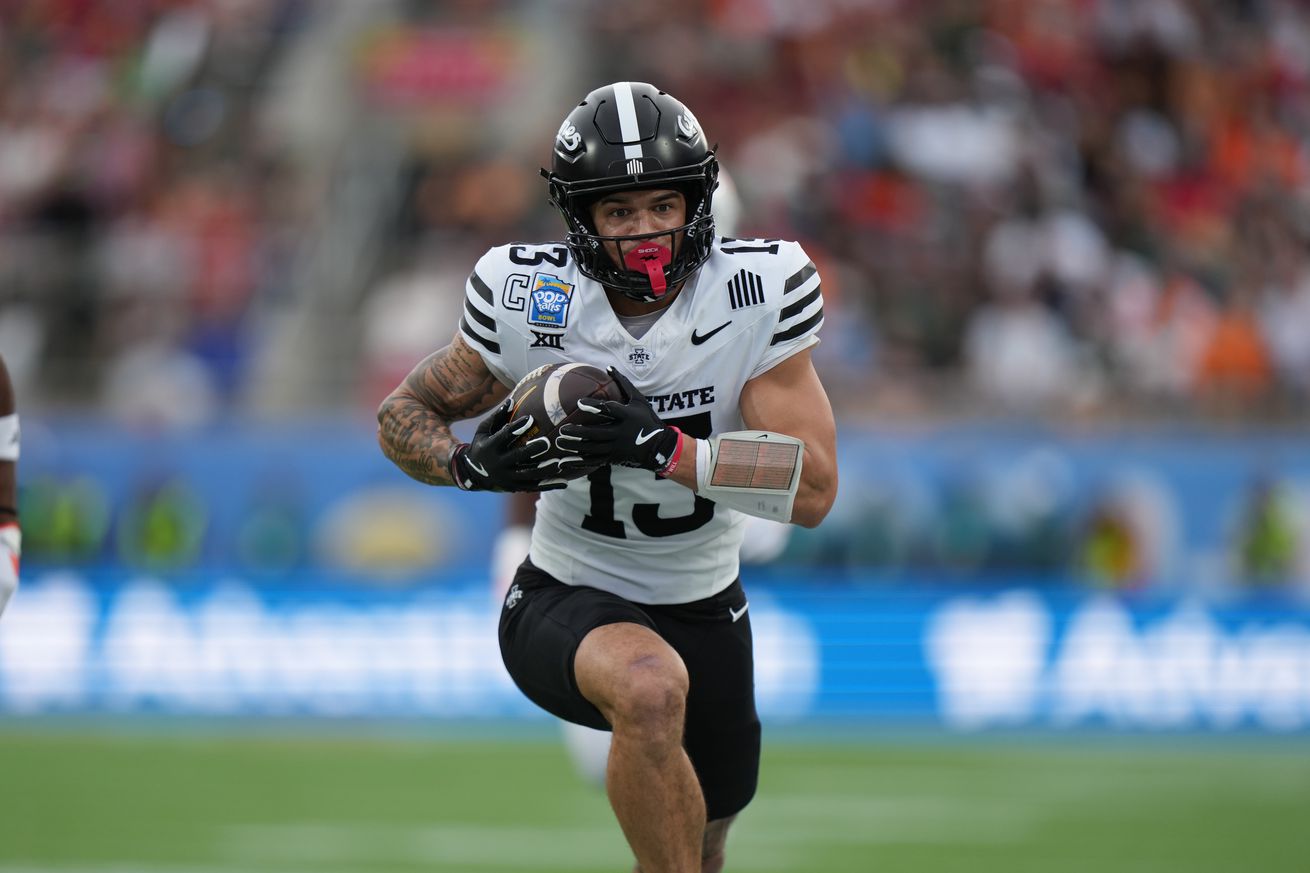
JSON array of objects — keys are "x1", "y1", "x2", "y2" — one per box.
[
  {"x1": 449, "y1": 400, "x2": 575, "y2": 492},
  {"x1": 555, "y1": 367, "x2": 681, "y2": 475}
]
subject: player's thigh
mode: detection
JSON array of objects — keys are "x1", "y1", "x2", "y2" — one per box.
[{"x1": 498, "y1": 560, "x2": 656, "y2": 731}]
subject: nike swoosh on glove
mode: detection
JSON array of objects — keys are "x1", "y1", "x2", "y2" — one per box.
[
  {"x1": 450, "y1": 400, "x2": 582, "y2": 492},
  {"x1": 554, "y1": 367, "x2": 680, "y2": 473}
]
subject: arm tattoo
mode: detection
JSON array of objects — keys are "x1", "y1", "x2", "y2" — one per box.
[{"x1": 376, "y1": 337, "x2": 507, "y2": 486}]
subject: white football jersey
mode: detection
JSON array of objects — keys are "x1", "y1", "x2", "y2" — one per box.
[{"x1": 459, "y1": 237, "x2": 824, "y2": 604}]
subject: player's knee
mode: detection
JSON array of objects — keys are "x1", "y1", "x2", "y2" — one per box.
[{"x1": 611, "y1": 655, "x2": 688, "y2": 736}]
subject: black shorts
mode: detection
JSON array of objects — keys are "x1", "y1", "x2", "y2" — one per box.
[{"x1": 498, "y1": 559, "x2": 761, "y2": 821}]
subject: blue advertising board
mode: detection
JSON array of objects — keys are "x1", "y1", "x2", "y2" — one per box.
[
  {"x1": 4, "y1": 569, "x2": 1308, "y2": 732},
  {"x1": 7, "y1": 419, "x2": 1309, "y2": 730}
]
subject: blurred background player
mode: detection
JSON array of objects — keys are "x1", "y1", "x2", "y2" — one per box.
[
  {"x1": 0, "y1": 354, "x2": 19, "y2": 618},
  {"x1": 488, "y1": 167, "x2": 792, "y2": 788}
]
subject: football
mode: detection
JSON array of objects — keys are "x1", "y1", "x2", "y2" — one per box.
[{"x1": 505, "y1": 362, "x2": 622, "y2": 474}]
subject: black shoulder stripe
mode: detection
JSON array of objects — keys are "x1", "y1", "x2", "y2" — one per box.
[
  {"x1": 783, "y1": 261, "x2": 817, "y2": 295},
  {"x1": 460, "y1": 315, "x2": 501, "y2": 355},
  {"x1": 770, "y1": 308, "x2": 823, "y2": 345},
  {"x1": 464, "y1": 299, "x2": 497, "y2": 334},
  {"x1": 779, "y1": 286, "x2": 821, "y2": 323},
  {"x1": 468, "y1": 271, "x2": 494, "y2": 305}
]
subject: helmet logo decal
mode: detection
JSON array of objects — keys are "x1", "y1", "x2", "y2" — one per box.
[
  {"x1": 677, "y1": 112, "x2": 701, "y2": 143},
  {"x1": 556, "y1": 120, "x2": 582, "y2": 153},
  {"x1": 625, "y1": 158, "x2": 644, "y2": 175}
]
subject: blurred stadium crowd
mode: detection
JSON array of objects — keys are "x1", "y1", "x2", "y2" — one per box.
[
  {"x1": 3, "y1": 0, "x2": 1310, "y2": 424},
  {"x1": 2, "y1": 0, "x2": 1309, "y2": 594}
]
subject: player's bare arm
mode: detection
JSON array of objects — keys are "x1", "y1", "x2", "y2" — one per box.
[
  {"x1": 376, "y1": 333, "x2": 508, "y2": 486},
  {"x1": 736, "y1": 348, "x2": 838, "y2": 527}
]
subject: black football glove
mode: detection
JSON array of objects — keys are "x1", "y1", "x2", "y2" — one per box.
[
  {"x1": 554, "y1": 367, "x2": 681, "y2": 474},
  {"x1": 449, "y1": 400, "x2": 578, "y2": 492}
]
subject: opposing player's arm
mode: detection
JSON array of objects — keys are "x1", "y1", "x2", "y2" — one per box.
[
  {"x1": 0, "y1": 354, "x2": 19, "y2": 617},
  {"x1": 737, "y1": 348, "x2": 837, "y2": 527},
  {"x1": 376, "y1": 333, "x2": 509, "y2": 486}
]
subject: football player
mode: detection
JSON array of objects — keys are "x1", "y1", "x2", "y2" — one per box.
[
  {"x1": 378, "y1": 82, "x2": 838, "y2": 873},
  {"x1": 0, "y1": 354, "x2": 20, "y2": 618},
  {"x1": 489, "y1": 165, "x2": 793, "y2": 792}
]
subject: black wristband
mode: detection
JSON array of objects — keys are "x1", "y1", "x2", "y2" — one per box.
[
  {"x1": 647, "y1": 427, "x2": 681, "y2": 472},
  {"x1": 449, "y1": 443, "x2": 476, "y2": 491},
  {"x1": 653, "y1": 427, "x2": 684, "y2": 478}
]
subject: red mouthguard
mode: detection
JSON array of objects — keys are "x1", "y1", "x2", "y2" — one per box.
[{"x1": 624, "y1": 243, "x2": 672, "y2": 295}]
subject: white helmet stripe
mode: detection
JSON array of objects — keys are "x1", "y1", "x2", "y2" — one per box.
[{"x1": 613, "y1": 82, "x2": 645, "y2": 161}]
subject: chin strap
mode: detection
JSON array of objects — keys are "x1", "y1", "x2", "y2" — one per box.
[{"x1": 623, "y1": 242, "x2": 671, "y2": 296}]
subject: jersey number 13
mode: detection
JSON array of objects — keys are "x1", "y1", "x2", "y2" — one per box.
[{"x1": 581, "y1": 411, "x2": 714, "y2": 538}]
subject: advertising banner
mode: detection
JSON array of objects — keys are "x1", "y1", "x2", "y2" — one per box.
[{"x1": 4, "y1": 570, "x2": 1307, "y2": 732}]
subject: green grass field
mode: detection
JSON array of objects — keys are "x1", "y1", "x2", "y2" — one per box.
[{"x1": 1, "y1": 727, "x2": 1306, "y2": 873}]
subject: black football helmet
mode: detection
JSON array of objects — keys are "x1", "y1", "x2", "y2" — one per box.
[{"x1": 542, "y1": 82, "x2": 719, "y2": 302}]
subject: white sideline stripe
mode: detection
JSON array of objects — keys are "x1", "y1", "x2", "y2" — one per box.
[
  {"x1": 222, "y1": 796, "x2": 1033, "y2": 865},
  {"x1": 743, "y1": 793, "x2": 1035, "y2": 844},
  {"x1": 222, "y1": 822, "x2": 630, "y2": 869},
  {"x1": 612, "y1": 81, "x2": 644, "y2": 160},
  {"x1": 543, "y1": 362, "x2": 586, "y2": 426},
  {"x1": 0, "y1": 797, "x2": 1034, "y2": 873},
  {"x1": 0, "y1": 866, "x2": 377, "y2": 873}
]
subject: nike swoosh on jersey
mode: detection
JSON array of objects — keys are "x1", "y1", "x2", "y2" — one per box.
[
  {"x1": 635, "y1": 428, "x2": 663, "y2": 445},
  {"x1": 729, "y1": 602, "x2": 749, "y2": 622},
  {"x1": 690, "y1": 320, "x2": 732, "y2": 345}
]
